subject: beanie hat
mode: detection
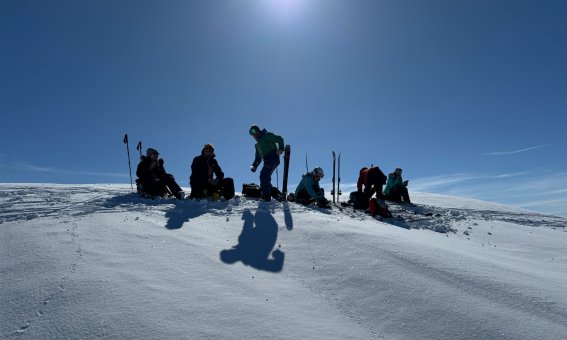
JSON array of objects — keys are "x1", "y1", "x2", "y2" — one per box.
[
  {"x1": 146, "y1": 148, "x2": 159, "y2": 157},
  {"x1": 202, "y1": 143, "x2": 215, "y2": 154}
]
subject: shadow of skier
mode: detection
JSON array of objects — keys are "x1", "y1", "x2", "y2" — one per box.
[
  {"x1": 164, "y1": 201, "x2": 209, "y2": 230},
  {"x1": 220, "y1": 203, "x2": 284, "y2": 272},
  {"x1": 283, "y1": 201, "x2": 293, "y2": 230}
]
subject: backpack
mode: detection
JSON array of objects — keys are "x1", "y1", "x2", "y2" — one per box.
[
  {"x1": 220, "y1": 177, "x2": 235, "y2": 200},
  {"x1": 242, "y1": 183, "x2": 262, "y2": 198},
  {"x1": 369, "y1": 198, "x2": 393, "y2": 218},
  {"x1": 349, "y1": 191, "x2": 369, "y2": 210}
]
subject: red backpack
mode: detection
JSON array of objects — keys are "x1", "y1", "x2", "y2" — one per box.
[{"x1": 369, "y1": 198, "x2": 393, "y2": 218}]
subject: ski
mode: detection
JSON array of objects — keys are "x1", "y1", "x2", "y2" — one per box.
[
  {"x1": 337, "y1": 153, "x2": 342, "y2": 202},
  {"x1": 281, "y1": 144, "x2": 291, "y2": 201},
  {"x1": 331, "y1": 151, "x2": 336, "y2": 203}
]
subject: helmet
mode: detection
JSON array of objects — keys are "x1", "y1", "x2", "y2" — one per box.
[
  {"x1": 146, "y1": 148, "x2": 159, "y2": 157},
  {"x1": 202, "y1": 143, "x2": 214, "y2": 154},
  {"x1": 312, "y1": 167, "x2": 324, "y2": 179},
  {"x1": 249, "y1": 124, "x2": 260, "y2": 136}
]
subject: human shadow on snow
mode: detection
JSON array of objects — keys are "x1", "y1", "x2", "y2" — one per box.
[
  {"x1": 102, "y1": 194, "x2": 209, "y2": 230},
  {"x1": 164, "y1": 200, "x2": 210, "y2": 230},
  {"x1": 220, "y1": 202, "x2": 284, "y2": 272}
]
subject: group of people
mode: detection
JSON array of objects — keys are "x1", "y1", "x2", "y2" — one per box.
[
  {"x1": 136, "y1": 143, "x2": 229, "y2": 200},
  {"x1": 135, "y1": 124, "x2": 285, "y2": 202},
  {"x1": 135, "y1": 124, "x2": 411, "y2": 208},
  {"x1": 357, "y1": 166, "x2": 411, "y2": 204}
]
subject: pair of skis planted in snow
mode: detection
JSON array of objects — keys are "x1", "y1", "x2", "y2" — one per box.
[
  {"x1": 331, "y1": 151, "x2": 341, "y2": 203},
  {"x1": 281, "y1": 144, "x2": 291, "y2": 201}
]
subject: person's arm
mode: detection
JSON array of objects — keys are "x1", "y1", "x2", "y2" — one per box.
[
  {"x1": 212, "y1": 159, "x2": 224, "y2": 181},
  {"x1": 305, "y1": 177, "x2": 322, "y2": 199},
  {"x1": 251, "y1": 146, "x2": 261, "y2": 170},
  {"x1": 266, "y1": 132, "x2": 285, "y2": 153},
  {"x1": 357, "y1": 174, "x2": 363, "y2": 193}
]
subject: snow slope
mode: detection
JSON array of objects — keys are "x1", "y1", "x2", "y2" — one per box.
[{"x1": 1, "y1": 184, "x2": 566, "y2": 339}]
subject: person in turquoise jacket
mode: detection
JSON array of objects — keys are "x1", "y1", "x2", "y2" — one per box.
[
  {"x1": 294, "y1": 167, "x2": 329, "y2": 207},
  {"x1": 249, "y1": 124, "x2": 285, "y2": 201},
  {"x1": 383, "y1": 167, "x2": 411, "y2": 203}
]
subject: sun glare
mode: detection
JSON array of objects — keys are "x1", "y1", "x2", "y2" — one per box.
[{"x1": 267, "y1": 0, "x2": 307, "y2": 20}]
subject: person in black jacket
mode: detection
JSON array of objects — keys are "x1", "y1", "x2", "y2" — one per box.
[
  {"x1": 189, "y1": 144, "x2": 225, "y2": 199},
  {"x1": 136, "y1": 147, "x2": 184, "y2": 199}
]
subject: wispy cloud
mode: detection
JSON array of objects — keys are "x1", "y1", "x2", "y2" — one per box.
[
  {"x1": 0, "y1": 162, "x2": 128, "y2": 178},
  {"x1": 412, "y1": 170, "x2": 567, "y2": 218},
  {"x1": 484, "y1": 144, "x2": 553, "y2": 156}
]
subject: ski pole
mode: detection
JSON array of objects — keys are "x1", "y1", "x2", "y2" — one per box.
[
  {"x1": 276, "y1": 166, "x2": 279, "y2": 189},
  {"x1": 137, "y1": 141, "x2": 142, "y2": 159},
  {"x1": 123, "y1": 134, "x2": 133, "y2": 190}
]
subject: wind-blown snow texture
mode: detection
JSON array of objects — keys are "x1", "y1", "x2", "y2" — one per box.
[{"x1": 1, "y1": 184, "x2": 566, "y2": 339}]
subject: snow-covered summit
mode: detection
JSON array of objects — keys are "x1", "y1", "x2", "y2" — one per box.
[{"x1": 1, "y1": 184, "x2": 566, "y2": 339}]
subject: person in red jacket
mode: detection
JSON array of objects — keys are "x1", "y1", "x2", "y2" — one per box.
[{"x1": 357, "y1": 166, "x2": 387, "y2": 199}]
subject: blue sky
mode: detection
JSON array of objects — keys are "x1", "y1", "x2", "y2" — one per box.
[{"x1": 1, "y1": 0, "x2": 566, "y2": 217}]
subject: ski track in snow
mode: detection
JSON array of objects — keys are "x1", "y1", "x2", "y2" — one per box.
[{"x1": 1, "y1": 184, "x2": 566, "y2": 339}]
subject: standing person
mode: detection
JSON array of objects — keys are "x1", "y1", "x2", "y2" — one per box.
[
  {"x1": 189, "y1": 143, "x2": 225, "y2": 199},
  {"x1": 357, "y1": 166, "x2": 387, "y2": 199},
  {"x1": 294, "y1": 167, "x2": 329, "y2": 207},
  {"x1": 383, "y1": 167, "x2": 411, "y2": 203},
  {"x1": 249, "y1": 124, "x2": 285, "y2": 201},
  {"x1": 136, "y1": 147, "x2": 184, "y2": 199}
]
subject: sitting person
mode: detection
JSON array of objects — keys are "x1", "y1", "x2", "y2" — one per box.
[
  {"x1": 136, "y1": 147, "x2": 184, "y2": 199},
  {"x1": 294, "y1": 167, "x2": 329, "y2": 207},
  {"x1": 189, "y1": 144, "x2": 231, "y2": 199},
  {"x1": 357, "y1": 166, "x2": 387, "y2": 199},
  {"x1": 383, "y1": 167, "x2": 411, "y2": 203}
]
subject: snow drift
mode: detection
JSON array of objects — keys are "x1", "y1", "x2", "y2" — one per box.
[{"x1": 1, "y1": 184, "x2": 566, "y2": 339}]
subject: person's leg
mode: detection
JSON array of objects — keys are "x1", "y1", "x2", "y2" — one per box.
[
  {"x1": 401, "y1": 187, "x2": 411, "y2": 203},
  {"x1": 387, "y1": 186, "x2": 403, "y2": 203},
  {"x1": 259, "y1": 152, "x2": 279, "y2": 198},
  {"x1": 163, "y1": 174, "x2": 182, "y2": 199},
  {"x1": 295, "y1": 189, "x2": 314, "y2": 205}
]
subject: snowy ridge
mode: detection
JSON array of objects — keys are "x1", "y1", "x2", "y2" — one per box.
[{"x1": 1, "y1": 184, "x2": 566, "y2": 339}]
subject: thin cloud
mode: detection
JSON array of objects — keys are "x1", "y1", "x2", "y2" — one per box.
[
  {"x1": 1, "y1": 162, "x2": 128, "y2": 178},
  {"x1": 412, "y1": 170, "x2": 567, "y2": 217},
  {"x1": 484, "y1": 144, "x2": 553, "y2": 156},
  {"x1": 410, "y1": 173, "x2": 480, "y2": 191}
]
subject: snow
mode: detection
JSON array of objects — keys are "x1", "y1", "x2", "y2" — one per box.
[{"x1": 1, "y1": 184, "x2": 566, "y2": 339}]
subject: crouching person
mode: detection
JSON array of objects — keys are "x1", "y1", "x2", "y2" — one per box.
[
  {"x1": 136, "y1": 148, "x2": 184, "y2": 199},
  {"x1": 383, "y1": 167, "x2": 411, "y2": 203},
  {"x1": 294, "y1": 167, "x2": 329, "y2": 208},
  {"x1": 189, "y1": 144, "x2": 234, "y2": 200}
]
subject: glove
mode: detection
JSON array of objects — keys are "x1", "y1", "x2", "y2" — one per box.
[
  {"x1": 251, "y1": 165, "x2": 257, "y2": 172},
  {"x1": 208, "y1": 178, "x2": 218, "y2": 185},
  {"x1": 158, "y1": 159, "x2": 164, "y2": 166},
  {"x1": 277, "y1": 149, "x2": 284, "y2": 155}
]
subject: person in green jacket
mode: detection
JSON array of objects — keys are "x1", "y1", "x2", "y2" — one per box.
[
  {"x1": 249, "y1": 124, "x2": 285, "y2": 201},
  {"x1": 294, "y1": 167, "x2": 329, "y2": 207},
  {"x1": 383, "y1": 167, "x2": 411, "y2": 203}
]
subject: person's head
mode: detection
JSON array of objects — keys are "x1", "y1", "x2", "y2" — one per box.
[
  {"x1": 202, "y1": 143, "x2": 215, "y2": 156},
  {"x1": 394, "y1": 168, "x2": 403, "y2": 177},
  {"x1": 146, "y1": 148, "x2": 159, "y2": 160},
  {"x1": 312, "y1": 167, "x2": 324, "y2": 181},
  {"x1": 249, "y1": 124, "x2": 261, "y2": 139}
]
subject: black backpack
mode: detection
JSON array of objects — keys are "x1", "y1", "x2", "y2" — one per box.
[
  {"x1": 220, "y1": 177, "x2": 235, "y2": 199},
  {"x1": 349, "y1": 191, "x2": 369, "y2": 210},
  {"x1": 242, "y1": 183, "x2": 262, "y2": 198}
]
